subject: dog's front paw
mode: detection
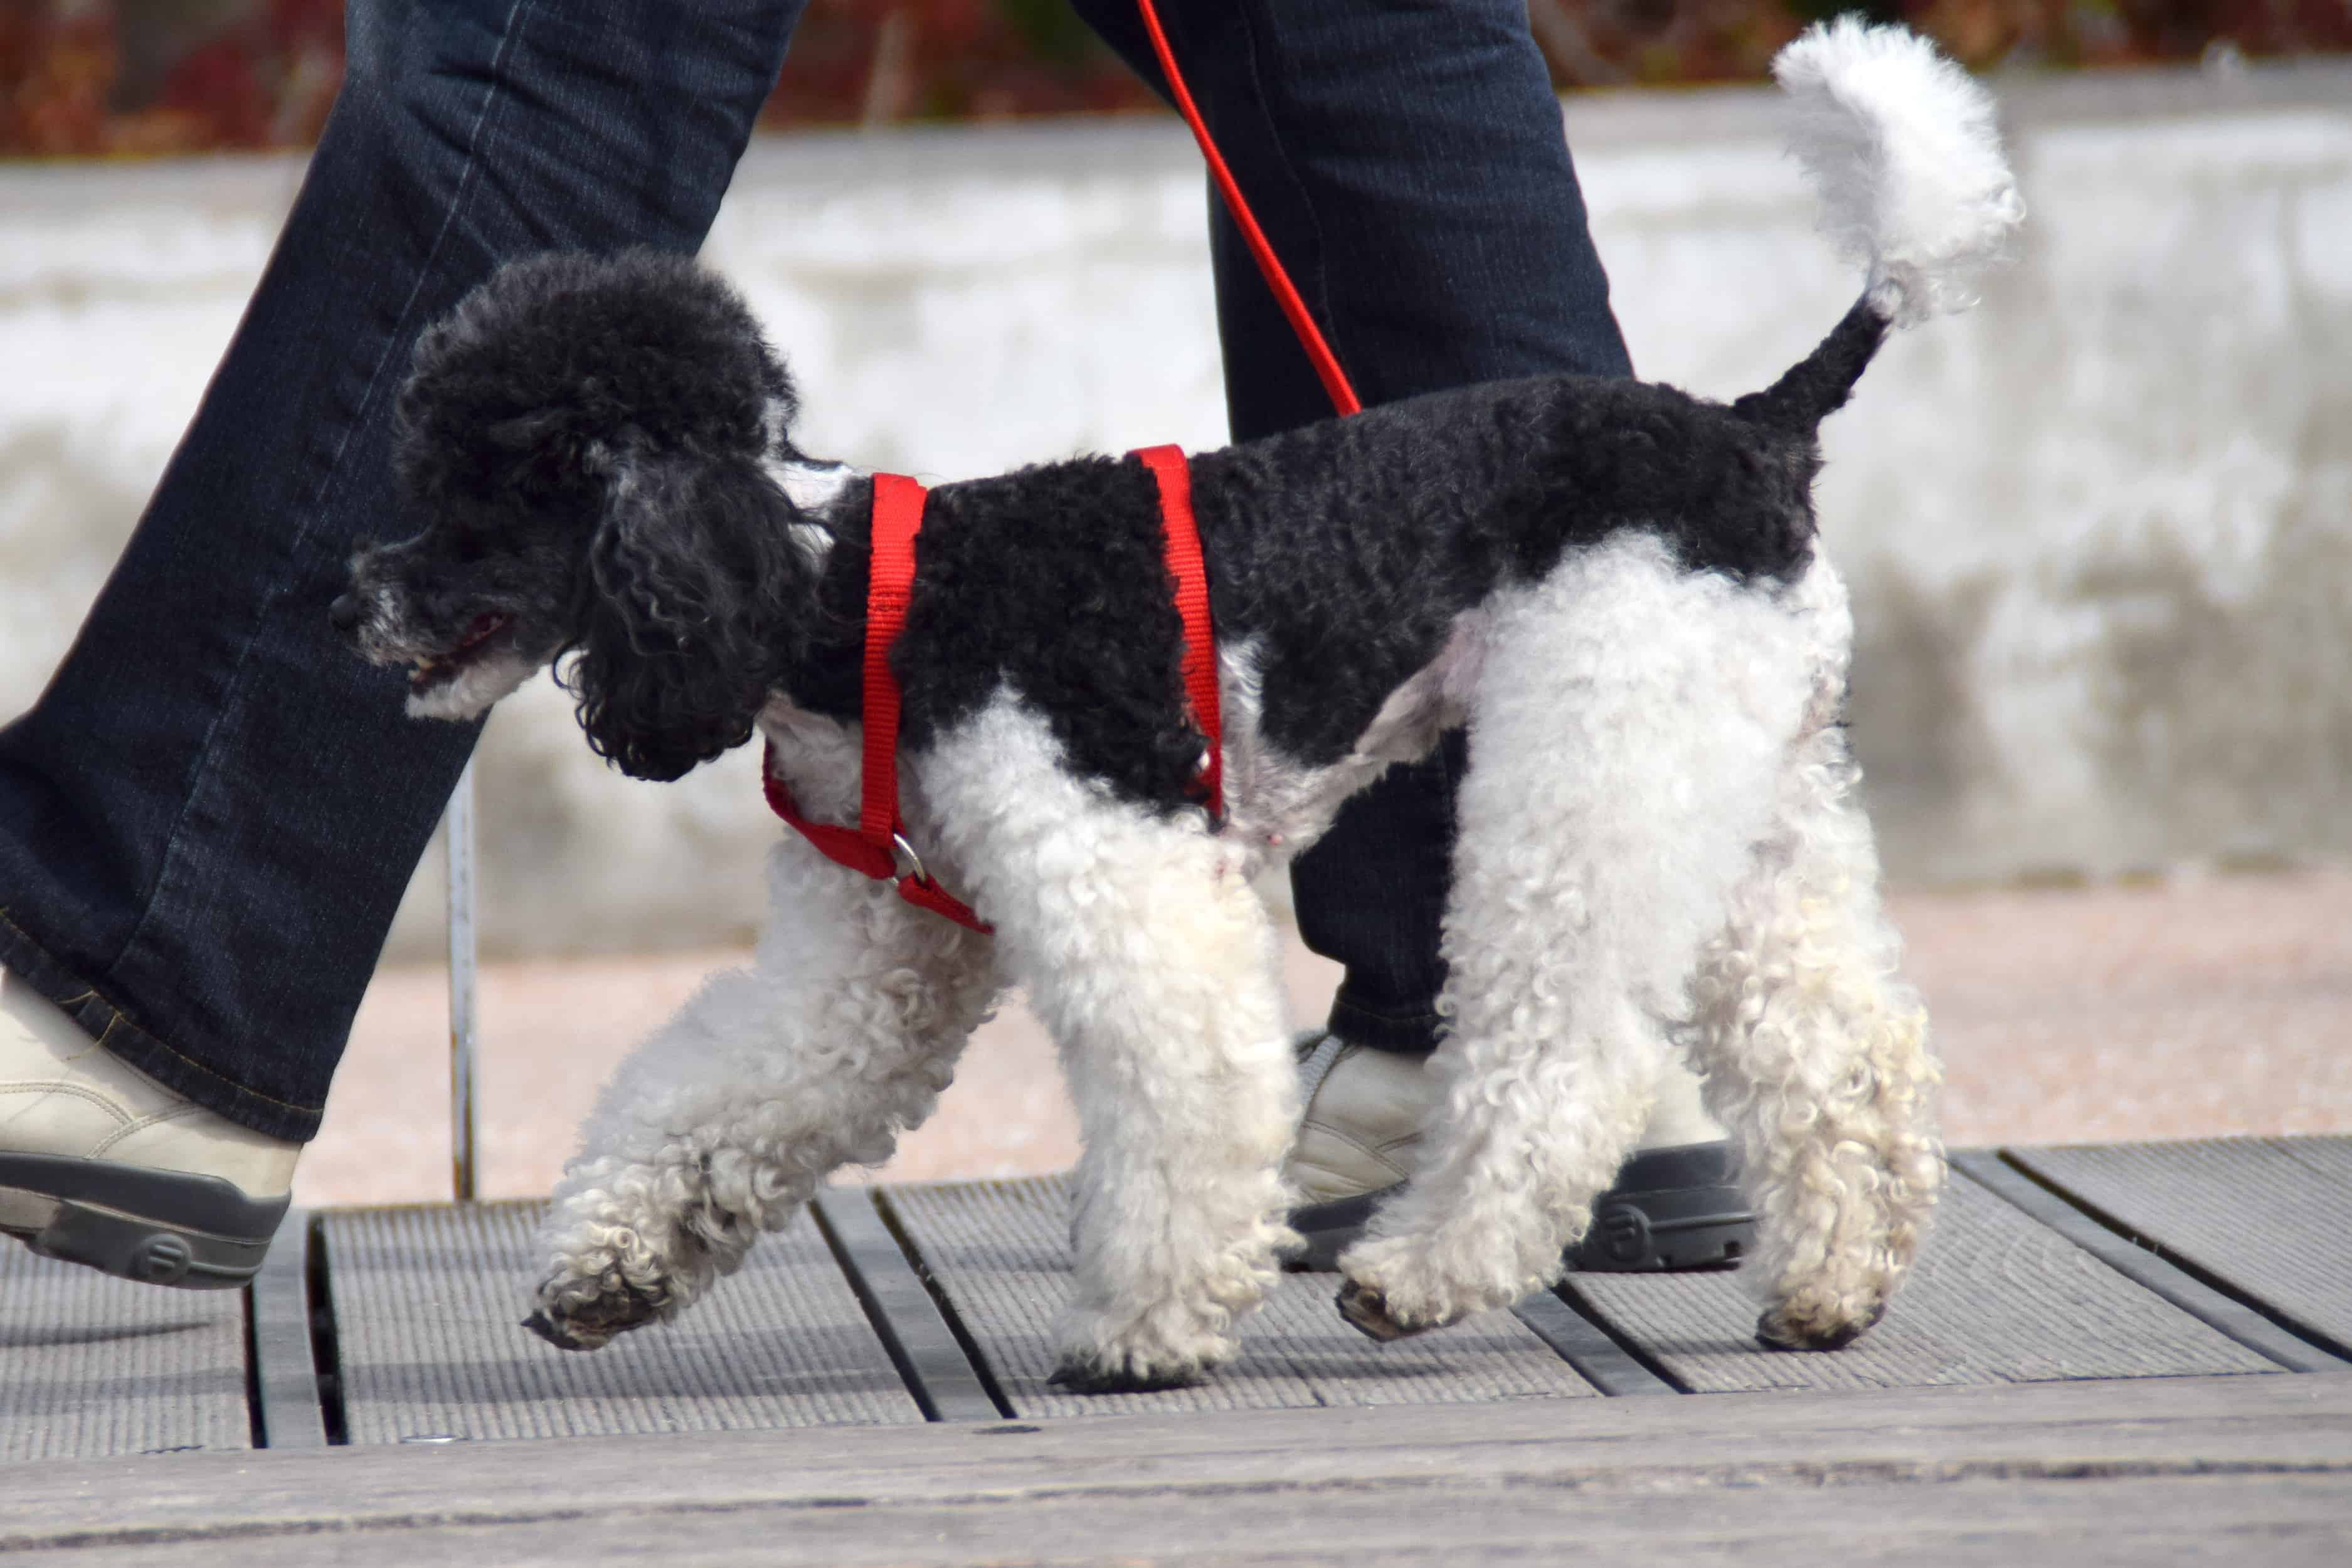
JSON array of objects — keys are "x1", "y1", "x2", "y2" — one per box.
[
  {"x1": 1335, "y1": 1278, "x2": 1437, "y2": 1343},
  {"x1": 1047, "y1": 1353, "x2": 1212, "y2": 1395},
  {"x1": 524, "y1": 1265, "x2": 671, "y2": 1352},
  {"x1": 1755, "y1": 1296, "x2": 1886, "y2": 1353}
]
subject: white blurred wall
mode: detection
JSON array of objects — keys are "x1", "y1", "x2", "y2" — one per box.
[{"x1": 4, "y1": 63, "x2": 2347, "y2": 961}]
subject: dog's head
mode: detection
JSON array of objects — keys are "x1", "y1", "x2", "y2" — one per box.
[{"x1": 337, "y1": 250, "x2": 818, "y2": 781}]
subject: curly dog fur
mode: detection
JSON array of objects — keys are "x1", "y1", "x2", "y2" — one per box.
[{"x1": 337, "y1": 21, "x2": 2018, "y2": 1389}]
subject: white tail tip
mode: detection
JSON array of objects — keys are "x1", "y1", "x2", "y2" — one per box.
[{"x1": 1774, "y1": 19, "x2": 2025, "y2": 327}]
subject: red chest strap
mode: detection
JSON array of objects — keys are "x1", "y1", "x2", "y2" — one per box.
[
  {"x1": 763, "y1": 453, "x2": 1222, "y2": 931},
  {"x1": 762, "y1": 472, "x2": 990, "y2": 931}
]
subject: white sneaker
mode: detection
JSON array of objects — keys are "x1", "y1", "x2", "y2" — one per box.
[
  {"x1": 1281, "y1": 1030, "x2": 1751, "y2": 1273},
  {"x1": 1285, "y1": 1034, "x2": 1438, "y2": 1206},
  {"x1": 0, "y1": 965, "x2": 298, "y2": 1288}
]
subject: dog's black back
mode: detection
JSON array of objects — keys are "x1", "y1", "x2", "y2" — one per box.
[{"x1": 783, "y1": 371, "x2": 1828, "y2": 812}]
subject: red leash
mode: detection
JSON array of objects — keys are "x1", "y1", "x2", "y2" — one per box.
[
  {"x1": 1133, "y1": 0, "x2": 1361, "y2": 419},
  {"x1": 764, "y1": 4, "x2": 1345, "y2": 926}
]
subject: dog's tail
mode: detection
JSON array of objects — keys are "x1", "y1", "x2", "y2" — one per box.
[{"x1": 1732, "y1": 20, "x2": 2022, "y2": 432}]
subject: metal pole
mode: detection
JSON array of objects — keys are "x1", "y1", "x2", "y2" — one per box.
[{"x1": 446, "y1": 757, "x2": 480, "y2": 1202}]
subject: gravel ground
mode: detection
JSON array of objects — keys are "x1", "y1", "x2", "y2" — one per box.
[{"x1": 297, "y1": 868, "x2": 2352, "y2": 1207}]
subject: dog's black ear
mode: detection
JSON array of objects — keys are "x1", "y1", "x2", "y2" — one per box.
[{"x1": 564, "y1": 454, "x2": 802, "y2": 781}]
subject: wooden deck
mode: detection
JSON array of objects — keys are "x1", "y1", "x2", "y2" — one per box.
[{"x1": 3, "y1": 1138, "x2": 2349, "y2": 1563}]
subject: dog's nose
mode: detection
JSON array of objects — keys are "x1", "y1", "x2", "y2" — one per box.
[{"x1": 328, "y1": 593, "x2": 363, "y2": 634}]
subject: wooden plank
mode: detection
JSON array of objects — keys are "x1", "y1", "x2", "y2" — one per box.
[
  {"x1": 318, "y1": 1200, "x2": 924, "y2": 1443},
  {"x1": 246, "y1": 1209, "x2": 327, "y2": 1449},
  {"x1": 1569, "y1": 1164, "x2": 2281, "y2": 1392},
  {"x1": 809, "y1": 1187, "x2": 1004, "y2": 1421},
  {"x1": 1954, "y1": 1151, "x2": 2349, "y2": 1372},
  {"x1": 4, "y1": 1370, "x2": 2343, "y2": 1528},
  {"x1": 881, "y1": 1175, "x2": 1600, "y2": 1416},
  {"x1": 0, "y1": 1234, "x2": 250, "y2": 1461},
  {"x1": 2008, "y1": 1137, "x2": 2352, "y2": 1362},
  {"x1": 23, "y1": 1473, "x2": 2347, "y2": 1567},
  {"x1": 1, "y1": 1374, "x2": 2344, "y2": 1564}
]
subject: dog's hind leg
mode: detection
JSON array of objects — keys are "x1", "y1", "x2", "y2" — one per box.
[
  {"x1": 525, "y1": 840, "x2": 997, "y2": 1350},
  {"x1": 1336, "y1": 536, "x2": 1808, "y2": 1342},
  {"x1": 918, "y1": 696, "x2": 1297, "y2": 1393},
  {"x1": 1687, "y1": 713, "x2": 1941, "y2": 1352}
]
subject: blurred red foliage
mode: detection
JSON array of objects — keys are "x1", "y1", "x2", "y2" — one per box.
[
  {"x1": 3, "y1": 0, "x2": 341, "y2": 157},
  {"x1": 768, "y1": 0, "x2": 1159, "y2": 125},
  {"x1": 3, "y1": 0, "x2": 2344, "y2": 159}
]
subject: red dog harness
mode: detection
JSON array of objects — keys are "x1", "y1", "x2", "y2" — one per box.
[
  {"x1": 762, "y1": 0, "x2": 1358, "y2": 930},
  {"x1": 763, "y1": 445, "x2": 1222, "y2": 932}
]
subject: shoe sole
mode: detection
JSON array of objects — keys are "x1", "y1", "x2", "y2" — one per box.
[
  {"x1": 0, "y1": 1152, "x2": 289, "y2": 1290},
  {"x1": 1285, "y1": 1142, "x2": 1754, "y2": 1274}
]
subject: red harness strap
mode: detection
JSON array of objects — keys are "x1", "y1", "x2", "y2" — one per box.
[
  {"x1": 763, "y1": 453, "x2": 1223, "y2": 930},
  {"x1": 1135, "y1": 443, "x2": 1224, "y2": 815},
  {"x1": 763, "y1": 472, "x2": 992, "y2": 932}
]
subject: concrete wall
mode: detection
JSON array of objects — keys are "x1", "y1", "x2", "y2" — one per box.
[{"x1": 4, "y1": 62, "x2": 2347, "y2": 961}]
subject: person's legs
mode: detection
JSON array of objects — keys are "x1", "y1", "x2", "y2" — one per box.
[
  {"x1": 0, "y1": 0, "x2": 807, "y2": 1281},
  {"x1": 2, "y1": 0, "x2": 809, "y2": 1297}
]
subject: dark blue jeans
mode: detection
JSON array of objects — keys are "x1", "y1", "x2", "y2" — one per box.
[
  {"x1": 0, "y1": 0, "x2": 804, "y2": 1141},
  {"x1": 0, "y1": 0, "x2": 1624, "y2": 1142}
]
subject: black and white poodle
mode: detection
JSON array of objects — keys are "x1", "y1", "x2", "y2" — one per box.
[{"x1": 339, "y1": 21, "x2": 2020, "y2": 1391}]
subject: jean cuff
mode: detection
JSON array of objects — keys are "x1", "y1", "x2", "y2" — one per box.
[
  {"x1": 0, "y1": 914, "x2": 323, "y2": 1143},
  {"x1": 1325, "y1": 987, "x2": 1441, "y2": 1056}
]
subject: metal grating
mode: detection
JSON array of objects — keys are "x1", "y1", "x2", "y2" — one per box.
[
  {"x1": 2013, "y1": 1136, "x2": 2352, "y2": 1356},
  {"x1": 885, "y1": 1174, "x2": 1600, "y2": 1417},
  {"x1": 320, "y1": 1200, "x2": 923, "y2": 1443},
  {"x1": 1569, "y1": 1167, "x2": 2282, "y2": 1393},
  {"x1": 0, "y1": 1241, "x2": 250, "y2": 1461}
]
